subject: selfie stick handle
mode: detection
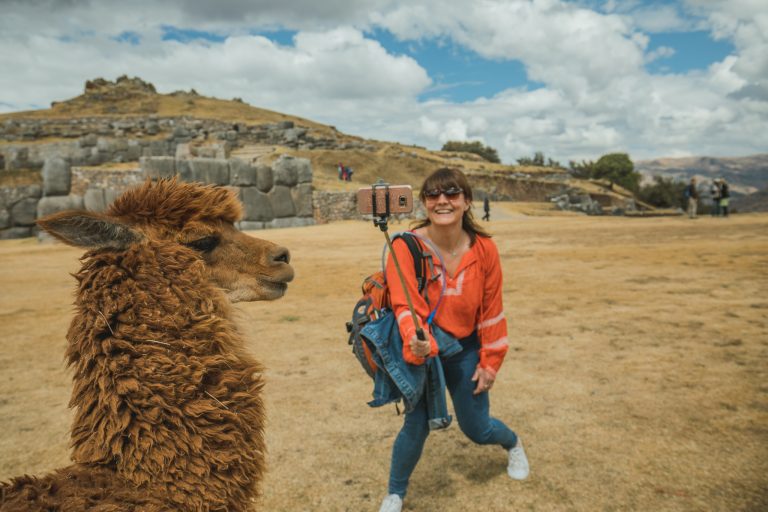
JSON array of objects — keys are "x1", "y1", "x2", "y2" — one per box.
[{"x1": 371, "y1": 181, "x2": 426, "y2": 342}]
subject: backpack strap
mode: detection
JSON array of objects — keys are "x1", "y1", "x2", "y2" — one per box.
[
  {"x1": 382, "y1": 232, "x2": 447, "y2": 326},
  {"x1": 400, "y1": 233, "x2": 428, "y2": 294}
]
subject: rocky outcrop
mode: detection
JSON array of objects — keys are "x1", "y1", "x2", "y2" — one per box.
[{"x1": 547, "y1": 187, "x2": 637, "y2": 215}]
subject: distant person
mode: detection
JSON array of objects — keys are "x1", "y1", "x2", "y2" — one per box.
[
  {"x1": 710, "y1": 179, "x2": 722, "y2": 216},
  {"x1": 684, "y1": 177, "x2": 699, "y2": 219},
  {"x1": 346, "y1": 166, "x2": 354, "y2": 181},
  {"x1": 338, "y1": 162, "x2": 344, "y2": 180},
  {"x1": 719, "y1": 178, "x2": 730, "y2": 217},
  {"x1": 377, "y1": 167, "x2": 528, "y2": 512},
  {"x1": 482, "y1": 196, "x2": 491, "y2": 221}
]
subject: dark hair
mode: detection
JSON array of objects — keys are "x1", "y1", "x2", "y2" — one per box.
[{"x1": 412, "y1": 167, "x2": 491, "y2": 242}]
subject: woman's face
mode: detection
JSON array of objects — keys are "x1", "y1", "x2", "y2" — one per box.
[{"x1": 422, "y1": 185, "x2": 469, "y2": 228}]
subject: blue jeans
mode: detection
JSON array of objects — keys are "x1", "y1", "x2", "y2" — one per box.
[{"x1": 387, "y1": 336, "x2": 518, "y2": 498}]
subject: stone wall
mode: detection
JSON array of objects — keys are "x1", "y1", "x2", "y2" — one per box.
[
  {"x1": 467, "y1": 173, "x2": 567, "y2": 201},
  {"x1": 312, "y1": 190, "x2": 425, "y2": 224},
  {"x1": 0, "y1": 154, "x2": 316, "y2": 239},
  {"x1": 0, "y1": 184, "x2": 43, "y2": 239},
  {"x1": 0, "y1": 116, "x2": 375, "y2": 161}
]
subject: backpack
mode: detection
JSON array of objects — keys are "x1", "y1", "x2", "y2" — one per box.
[{"x1": 346, "y1": 233, "x2": 437, "y2": 378}]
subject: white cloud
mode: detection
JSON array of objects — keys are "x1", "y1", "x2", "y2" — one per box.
[
  {"x1": 0, "y1": 0, "x2": 765, "y2": 165},
  {"x1": 440, "y1": 119, "x2": 468, "y2": 142},
  {"x1": 645, "y1": 45, "x2": 676, "y2": 63}
]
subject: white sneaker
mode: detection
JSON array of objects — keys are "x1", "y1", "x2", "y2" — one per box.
[
  {"x1": 507, "y1": 438, "x2": 530, "y2": 480},
  {"x1": 379, "y1": 493, "x2": 403, "y2": 512}
]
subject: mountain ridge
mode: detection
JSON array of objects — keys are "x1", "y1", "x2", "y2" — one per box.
[{"x1": 635, "y1": 154, "x2": 768, "y2": 194}]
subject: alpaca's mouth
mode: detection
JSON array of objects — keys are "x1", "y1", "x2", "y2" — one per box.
[
  {"x1": 225, "y1": 277, "x2": 290, "y2": 303},
  {"x1": 263, "y1": 280, "x2": 288, "y2": 294}
]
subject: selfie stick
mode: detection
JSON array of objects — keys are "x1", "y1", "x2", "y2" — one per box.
[{"x1": 371, "y1": 181, "x2": 427, "y2": 342}]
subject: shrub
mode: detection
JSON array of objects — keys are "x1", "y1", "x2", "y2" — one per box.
[
  {"x1": 441, "y1": 141, "x2": 500, "y2": 163},
  {"x1": 517, "y1": 151, "x2": 561, "y2": 168},
  {"x1": 637, "y1": 175, "x2": 687, "y2": 209}
]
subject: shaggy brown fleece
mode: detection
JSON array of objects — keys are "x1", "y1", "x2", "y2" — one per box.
[{"x1": 1, "y1": 180, "x2": 294, "y2": 511}]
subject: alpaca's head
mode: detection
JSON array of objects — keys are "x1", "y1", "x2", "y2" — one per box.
[{"x1": 37, "y1": 179, "x2": 294, "y2": 302}]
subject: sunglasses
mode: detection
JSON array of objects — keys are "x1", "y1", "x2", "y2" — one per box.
[{"x1": 423, "y1": 186, "x2": 463, "y2": 200}]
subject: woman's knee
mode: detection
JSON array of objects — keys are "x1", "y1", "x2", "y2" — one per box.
[{"x1": 457, "y1": 417, "x2": 494, "y2": 445}]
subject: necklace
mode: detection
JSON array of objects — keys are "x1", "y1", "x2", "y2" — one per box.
[
  {"x1": 424, "y1": 227, "x2": 464, "y2": 258},
  {"x1": 447, "y1": 235, "x2": 464, "y2": 257}
]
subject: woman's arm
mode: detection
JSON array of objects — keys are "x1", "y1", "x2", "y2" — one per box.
[
  {"x1": 477, "y1": 238, "x2": 509, "y2": 374},
  {"x1": 385, "y1": 237, "x2": 438, "y2": 364}
]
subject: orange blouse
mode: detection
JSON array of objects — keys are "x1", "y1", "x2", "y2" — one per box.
[{"x1": 385, "y1": 233, "x2": 509, "y2": 374}]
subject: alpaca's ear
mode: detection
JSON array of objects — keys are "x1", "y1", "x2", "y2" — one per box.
[{"x1": 37, "y1": 211, "x2": 141, "y2": 250}]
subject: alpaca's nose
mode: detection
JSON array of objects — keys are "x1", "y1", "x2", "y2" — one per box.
[{"x1": 271, "y1": 246, "x2": 291, "y2": 265}]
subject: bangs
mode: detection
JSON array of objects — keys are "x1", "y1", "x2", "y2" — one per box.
[{"x1": 420, "y1": 168, "x2": 472, "y2": 201}]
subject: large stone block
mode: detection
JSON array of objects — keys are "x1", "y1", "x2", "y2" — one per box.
[
  {"x1": 237, "y1": 220, "x2": 266, "y2": 231},
  {"x1": 0, "y1": 209, "x2": 10, "y2": 229},
  {"x1": 10, "y1": 197, "x2": 39, "y2": 226},
  {"x1": 84, "y1": 188, "x2": 107, "y2": 212},
  {"x1": 125, "y1": 140, "x2": 143, "y2": 161},
  {"x1": 173, "y1": 125, "x2": 191, "y2": 138},
  {"x1": 256, "y1": 164, "x2": 273, "y2": 192},
  {"x1": 266, "y1": 217, "x2": 316, "y2": 229},
  {"x1": 296, "y1": 158, "x2": 313, "y2": 184},
  {"x1": 229, "y1": 158, "x2": 257, "y2": 186},
  {"x1": 96, "y1": 137, "x2": 113, "y2": 153},
  {"x1": 86, "y1": 147, "x2": 104, "y2": 166},
  {"x1": 273, "y1": 154, "x2": 304, "y2": 187},
  {"x1": 0, "y1": 226, "x2": 32, "y2": 240},
  {"x1": 42, "y1": 157, "x2": 71, "y2": 196},
  {"x1": 192, "y1": 142, "x2": 229, "y2": 159},
  {"x1": 291, "y1": 183, "x2": 313, "y2": 217},
  {"x1": 37, "y1": 195, "x2": 84, "y2": 218},
  {"x1": 241, "y1": 187, "x2": 274, "y2": 221},
  {"x1": 147, "y1": 140, "x2": 170, "y2": 157},
  {"x1": 175, "y1": 143, "x2": 192, "y2": 160},
  {"x1": 141, "y1": 156, "x2": 176, "y2": 179},
  {"x1": 0, "y1": 184, "x2": 42, "y2": 210},
  {"x1": 269, "y1": 185, "x2": 296, "y2": 218},
  {"x1": 7, "y1": 146, "x2": 29, "y2": 170},
  {"x1": 180, "y1": 158, "x2": 230, "y2": 185}
]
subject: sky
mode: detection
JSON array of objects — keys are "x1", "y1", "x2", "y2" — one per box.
[{"x1": 1, "y1": 0, "x2": 766, "y2": 165}]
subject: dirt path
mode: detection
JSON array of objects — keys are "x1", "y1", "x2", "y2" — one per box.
[{"x1": 1, "y1": 212, "x2": 767, "y2": 511}]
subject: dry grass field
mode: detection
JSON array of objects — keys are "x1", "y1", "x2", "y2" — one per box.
[{"x1": 1, "y1": 205, "x2": 767, "y2": 511}]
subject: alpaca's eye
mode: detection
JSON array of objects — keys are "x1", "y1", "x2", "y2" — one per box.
[{"x1": 185, "y1": 236, "x2": 219, "y2": 252}]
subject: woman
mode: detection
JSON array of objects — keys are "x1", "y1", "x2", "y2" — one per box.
[{"x1": 379, "y1": 168, "x2": 528, "y2": 512}]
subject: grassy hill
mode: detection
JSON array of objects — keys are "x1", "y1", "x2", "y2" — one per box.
[{"x1": 0, "y1": 76, "x2": 562, "y2": 190}]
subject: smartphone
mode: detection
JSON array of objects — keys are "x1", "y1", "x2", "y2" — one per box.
[{"x1": 357, "y1": 184, "x2": 414, "y2": 215}]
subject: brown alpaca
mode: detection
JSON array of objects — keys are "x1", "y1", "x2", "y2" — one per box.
[{"x1": 0, "y1": 179, "x2": 294, "y2": 511}]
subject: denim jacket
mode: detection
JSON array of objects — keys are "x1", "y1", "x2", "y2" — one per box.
[{"x1": 360, "y1": 310, "x2": 462, "y2": 430}]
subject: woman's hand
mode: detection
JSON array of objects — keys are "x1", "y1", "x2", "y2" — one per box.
[
  {"x1": 471, "y1": 367, "x2": 496, "y2": 395},
  {"x1": 409, "y1": 335, "x2": 431, "y2": 358}
]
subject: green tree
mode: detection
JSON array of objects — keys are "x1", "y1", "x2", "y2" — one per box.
[
  {"x1": 592, "y1": 153, "x2": 641, "y2": 193},
  {"x1": 517, "y1": 151, "x2": 561, "y2": 168},
  {"x1": 441, "y1": 140, "x2": 500, "y2": 163},
  {"x1": 568, "y1": 159, "x2": 596, "y2": 179},
  {"x1": 637, "y1": 176, "x2": 687, "y2": 209}
]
